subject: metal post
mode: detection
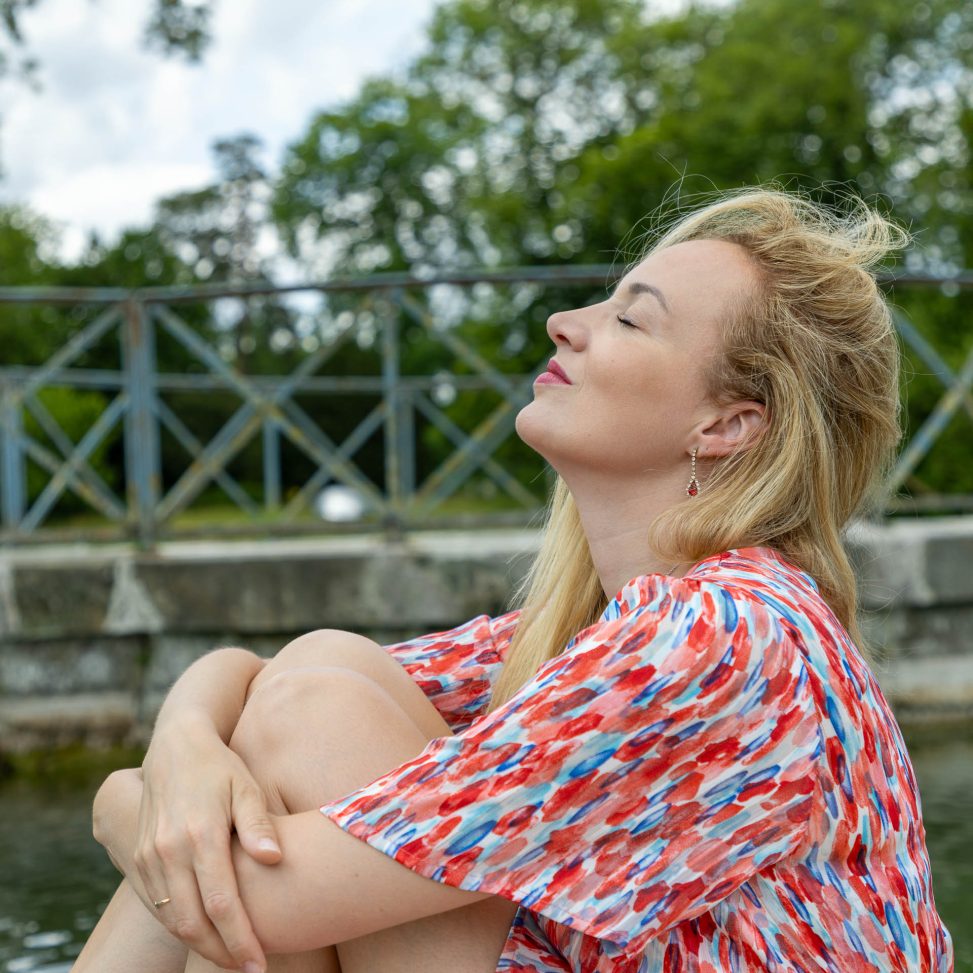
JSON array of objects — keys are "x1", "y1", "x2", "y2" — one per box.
[
  {"x1": 0, "y1": 381, "x2": 26, "y2": 532},
  {"x1": 263, "y1": 419, "x2": 281, "y2": 510},
  {"x1": 121, "y1": 298, "x2": 161, "y2": 547},
  {"x1": 381, "y1": 293, "x2": 402, "y2": 529},
  {"x1": 399, "y1": 389, "x2": 415, "y2": 504}
]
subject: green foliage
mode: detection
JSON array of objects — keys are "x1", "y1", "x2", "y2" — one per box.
[
  {"x1": 0, "y1": 205, "x2": 68, "y2": 364},
  {"x1": 0, "y1": 0, "x2": 213, "y2": 84},
  {"x1": 6, "y1": 0, "x2": 973, "y2": 523},
  {"x1": 142, "y1": 0, "x2": 213, "y2": 62},
  {"x1": 268, "y1": 0, "x2": 973, "y2": 508}
]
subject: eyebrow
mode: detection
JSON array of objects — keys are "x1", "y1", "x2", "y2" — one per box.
[{"x1": 626, "y1": 281, "x2": 671, "y2": 314}]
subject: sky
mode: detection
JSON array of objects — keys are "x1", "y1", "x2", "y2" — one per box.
[{"x1": 0, "y1": 0, "x2": 441, "y2": 260}]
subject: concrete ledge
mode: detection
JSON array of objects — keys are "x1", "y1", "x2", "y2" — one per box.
[
  {"x1": 2, "y1": 522, "x2": 973, "y2": 751},
  {"x1": 877, "y1": 654, "x2": 973, "y2": 720},
  {"x1": 847, "y1": 516, "x2": 973, "y2": 608},
  {"x1": 0, "y1": 692, "x2": 139, "y2": 751},
  {"x1": 0, "y1": 531, "x2": 537, "y2": 639}
]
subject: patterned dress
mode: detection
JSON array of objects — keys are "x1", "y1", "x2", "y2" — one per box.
[{"x1": 319, "y1": 546, "x2": 954, "y2": 972}]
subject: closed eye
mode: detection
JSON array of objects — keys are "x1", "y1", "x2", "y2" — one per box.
[{"x1": 616, "y1": 314, "x2": 638, "y2": 329}]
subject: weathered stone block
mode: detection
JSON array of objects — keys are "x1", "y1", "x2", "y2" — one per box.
[
  {"x1": 924, "y1": 532, "x2": 973, "y2": 605},
  {"x1": 131, "y1": 545, "x2": 526, "y2": 636},
  {"x1": 12, "y1": 563, "x2": 115, "y2": 637},
  {"x1": 140, "y1": 634, "x2": 227, "y2": 721},
  {"x1": 0, "y1": 636, "x2": 143, "y2": 695},
  {"x1": 0, "y1": 692, "x2": 138, "y2": 751},
  {"x1": 847, "y1": 521, "x2": 933, "y2": 609},
  {"x1": 2, "y1": 524, "x2": 972, "y2": 749},
  {"x1": 870, "y1": 604, "x2": 973, "y2": 661},
  {"x1": 875, "y1": 654, "x2": 973, "y2": 720}
]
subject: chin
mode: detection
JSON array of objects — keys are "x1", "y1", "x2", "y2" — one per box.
[
  {"x1": 515, "y1": 402, "x2": 574, "y2": 472},
  {"x1": 515, "y1": 401, "x2": 548, "y2": 457}
]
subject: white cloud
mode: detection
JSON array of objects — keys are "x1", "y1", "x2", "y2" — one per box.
[
  {"x1": 0, "y1": 0, "x2": 438, "y2": 260},
  {"x1": 32, "y1": 160, "x2": 212, "y2": 255}
]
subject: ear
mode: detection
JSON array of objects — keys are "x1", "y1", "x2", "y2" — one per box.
[{"x1": 695, "y1": 400, "x2": 766, "y2": 458}]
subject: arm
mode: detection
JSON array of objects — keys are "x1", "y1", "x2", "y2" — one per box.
[
  {"x1": 142, "y1": 647, "x2": 280, "y2": 864},
  {"x1": 151, "y1": 646, "x2": 265, "y2": 743},
  {"x1": 132, "y1": 648, "x2": 281, "y2": 972},
  {"x1": 96, "y1": 768, "x2": 491, "y2": 959},
  {"x1": 139, "y1": 649, "x2": 280, "y2": 868}
]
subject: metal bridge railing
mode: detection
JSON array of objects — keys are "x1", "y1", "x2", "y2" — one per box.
[{"x1": 0, "y1": 267, "x2": 971, "y2": 545}]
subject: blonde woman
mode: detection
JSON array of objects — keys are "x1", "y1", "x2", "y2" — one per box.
[{"x1": 76, "y1": 189, "x2": 954, "y2": 973}]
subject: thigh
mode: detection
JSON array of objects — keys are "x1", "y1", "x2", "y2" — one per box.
[
  {"x1": 234, "y1": 667, "x2": 518, "y2": 973},
  {"x1": 247, "y1": 629, "x2": 452, "y2": 741},
  {"x1": 336, "y1": 897, "x2": 519, "y2": 973}
]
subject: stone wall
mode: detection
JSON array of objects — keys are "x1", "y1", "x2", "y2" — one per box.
[
  {"x1": 0, "y1": 531, "x2": 536, "y2": 753},
  {"x1": 848, "y1": 517, "x2": 973, "y2": 720},
  {"x1": 1, "y1": 521, "x2": 972, "y2": 753}
]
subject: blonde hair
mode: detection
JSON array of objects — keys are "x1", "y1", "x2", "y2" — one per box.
[{"x1": 487, "y1": 187, "x2": 908, "y2": 713}]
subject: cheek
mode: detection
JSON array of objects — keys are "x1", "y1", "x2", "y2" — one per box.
[{"x1": 582, "y1": 356, "x2": 699, "y2": 449}]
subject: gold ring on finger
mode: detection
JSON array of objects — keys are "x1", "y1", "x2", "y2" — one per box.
[{"x1": 153, "y1": 897, "x2": 172, "y2": 909}]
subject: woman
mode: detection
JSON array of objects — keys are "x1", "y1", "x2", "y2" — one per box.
[{"x1": 76, "y1": 188, "x2": 954, "y2": 973}]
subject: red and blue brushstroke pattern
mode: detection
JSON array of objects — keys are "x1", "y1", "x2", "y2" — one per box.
[{"x1": 320, "y1": 547, "x2": 953, "y2": 973}]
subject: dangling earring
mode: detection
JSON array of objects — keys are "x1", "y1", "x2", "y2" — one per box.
[{"x1": 686, "y1": 447, "x2": 700, "y2": 497}]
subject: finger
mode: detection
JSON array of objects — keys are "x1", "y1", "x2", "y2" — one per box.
[
  {"x1": 159, "y1": 857, "x2": 239, "y2": 969},
  {"x1": 145, "y1": 827, "x2": 236, "y2": 968},
  {"x1": 232, "y1": 781, "x2": 282, "y2": 864},
  {"x1": 134, "y1": 795, "x2": 169, "y2": 906},
  {"x1": 133, "y1": 838, "x2": 170, "y2": 921},
  {"x1": 194, "y1": 831, "x2": 268, "y2": 973}
]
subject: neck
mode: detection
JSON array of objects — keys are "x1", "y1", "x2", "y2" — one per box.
[{"x1": 563, "y1": 467, "x2": 693, "y2": 599}]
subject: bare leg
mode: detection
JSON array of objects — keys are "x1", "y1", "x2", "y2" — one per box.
[
  {"x1": 189, "y1": 636, "x2": 517, "y2": 973},
  {"x1": 72, "y1": 879, "x2": 188, "y2": 972},
  {"x1": 78, "y1": 629, "x2": 516, "y2": 973},
  {"x1": 183, "y1": 950, "x2": 334, "y2": 973}
]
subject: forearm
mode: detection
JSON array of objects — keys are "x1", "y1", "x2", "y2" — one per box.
[
  {"x1": 154, "y1": 647, "x2": 266, "y2": 742},
  {"x1": 232, "y1": 812, "x2": 489, "y2": 954},
  {"x1": 97, "y1": 770, "x2": 487, "y2": 956}
]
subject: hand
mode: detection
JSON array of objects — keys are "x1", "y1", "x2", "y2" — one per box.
[
  {"x1": 92, "y1": 767, "x2": 248, "y2": 968},
  {"x1": 133, "y1": 719, "x2": 283, "y2": 971}
]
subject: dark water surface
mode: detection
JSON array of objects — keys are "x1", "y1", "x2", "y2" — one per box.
[{"x1": 2, "y1": 729, "x2": 971, "y2": 972}]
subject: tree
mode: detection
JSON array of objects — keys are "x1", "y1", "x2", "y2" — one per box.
[
  {"x1": 153, "y1": 133, "x2": 305, "y2": 375},
  {"x1": 0, "y1": 0, "x2": 214, "y2": 83},
  {"x1": 271, "y1": 0, "x2": 973, "y2": 499},
  {"x1": 0, "y1": 204, "x2": 63, "y2": 363}
]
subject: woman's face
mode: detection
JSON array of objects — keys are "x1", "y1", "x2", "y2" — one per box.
[{"x1": 515, "y1": 238, "x2": 757, "y2": 481}]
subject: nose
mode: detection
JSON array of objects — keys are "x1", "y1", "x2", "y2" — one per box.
[{"x1": 545, "y1": 306, "x2": 588, "y2": 348}]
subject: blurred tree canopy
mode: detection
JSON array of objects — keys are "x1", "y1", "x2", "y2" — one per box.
[
  {"x1": 270, "y1": 0, "x2": 973, "y2": 500},
  {"x1": 274, "y1": 0, "x2": 972, "y2": 273},
  {"x1": 0, "y1": 0, "x2": 213, "y2": 84},
  {"x1": 3, "y1": 0, "x2": 973, "y2": 522}
]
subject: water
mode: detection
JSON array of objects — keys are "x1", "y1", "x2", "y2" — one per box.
[
  {"x1": 2, "y1": 730, "x2": 971, "y2": 972},
  {"x1": 0, "y1": 773, "x2": 121, "y2": 972}
]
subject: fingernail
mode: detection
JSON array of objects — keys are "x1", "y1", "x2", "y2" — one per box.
[
  {"x1": 242, "y1": 962, "x2": 263, "y2": 973},
  {"x1": 258, "y1": 838, "x2": 280, "y2": 853}
]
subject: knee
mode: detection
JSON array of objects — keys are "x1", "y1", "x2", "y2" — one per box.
[
  {"x1": 232, "y1": 666, "x2": 400, "y2": 762},
  {"x1": 247, "y1": 629, "x2": 383, "y2": 698},
  {"x1": 231, "y1": 666, "x2": 434, "y2": 808},
  {"x1": 280, "y1": 628, "x2": 381, "y2": 664}
]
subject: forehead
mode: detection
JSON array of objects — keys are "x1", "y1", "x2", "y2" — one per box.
[{"x1": 616, "y1": 239, "x2": 756, "y2": 314}]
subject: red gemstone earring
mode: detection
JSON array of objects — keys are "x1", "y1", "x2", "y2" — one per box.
[{"x1": 686, "y1": 447, "x2": 700, "y2": 497}]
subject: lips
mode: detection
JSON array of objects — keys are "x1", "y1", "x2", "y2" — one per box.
[{"x1": 535, "y1": 359, "x2": 571, "y2": 386}]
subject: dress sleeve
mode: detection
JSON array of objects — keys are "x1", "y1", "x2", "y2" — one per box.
[
  {"x1": 321, "y1": 578, "x2": 823, "y2": 955},
  {"x1": 381, "y1": 611, "x2": 520, "y2": 731}
]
